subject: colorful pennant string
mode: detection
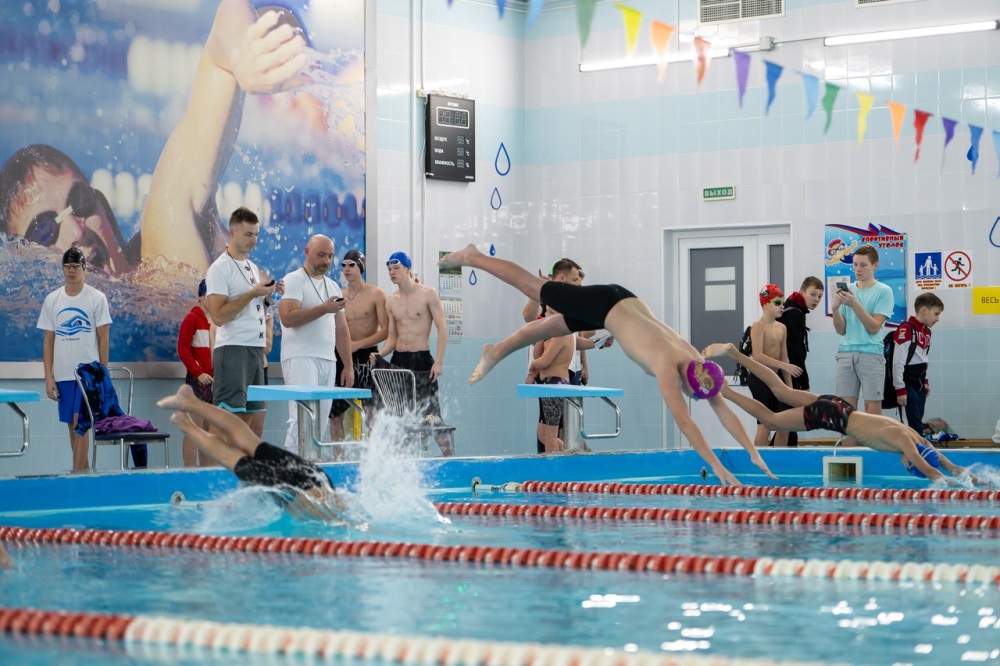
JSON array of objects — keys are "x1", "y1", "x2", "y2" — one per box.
[
  {"x1": 800, "y1": 73, "x2": 819, "y2": 119},
  {"x1": 733, "y1": 51, "x2": 751, "y2": 107},
  {"x1": 650, "y1": 21, "x2": 675, "y2": 83},
  {"x1": 576, "y1": 0, "x2": 597, "y2": 47},
  {"x1": 886, "y1": 101, "x2": 906, "y2": 148},
  {"x1": 764, "y1": 61, "x2": 783, "y2": 115},
  {"x1": 942, "y1": 117, "x2": 958, "y2": 164},
  {"x1": 914, "y1": 110, "x2": 932, "y2": 162},
  {"x1": 693, "y1": 37, "x2": 711, "y2": 85},
  {"x1": 968, "y1": 124, "x2": 983, "y2": 173},
  {"x1": 856, "y1": 92, "x2": 874, "y2": 143},
  {"x1": 822, "y1": 83, "x2": 840, "y2": 134},
  {"x1": 526, "y1": 0, "x2": 543, "y2": 27},
  {"x1": 615, "y1": 4, "x2": 643, "y2": 56}
]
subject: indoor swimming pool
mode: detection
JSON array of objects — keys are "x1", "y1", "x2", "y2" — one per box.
[{"x1": 1, "y1": 448, "x2": 998, "y2": 666}]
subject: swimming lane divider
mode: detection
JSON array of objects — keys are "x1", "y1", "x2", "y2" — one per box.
[
  {"x1": 1, "y1": 525, "x2": 998, "y2": 585},
  {"x1": 434, "y1": 501, "x2": 1000, "y2": 533},
  {"x1": 510, "y1": 480, "x2": 999, "y2": 502},
  {"x1": 0, "y1": 606, "x2": 819, "y2": 666}
]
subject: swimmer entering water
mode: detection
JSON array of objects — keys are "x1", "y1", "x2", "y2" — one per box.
[
  {"x1": 439, "y1": 245, "x2": 776, "y2": 487},
  {"x1": 702, "y1": 343, "x2": 981, "y2": 485},
  {"x1": 158, "y1": 385, "x2": 350, "y2": 522}
]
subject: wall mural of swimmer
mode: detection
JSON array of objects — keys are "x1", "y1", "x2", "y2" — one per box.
[{"x1": 0, "y1": 0, "x2": 366, "y2": 364}]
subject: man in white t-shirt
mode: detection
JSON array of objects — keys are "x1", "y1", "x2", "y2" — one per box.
[
  {"x1": 37, "y1": 247, "x2": 112, "y2": 471},
  {"x1": 203, "y1": 207, "x2": 278, "y2": 433},
  {"x1": 278, "y1": 234, "x2": 354, "y2": 453}
]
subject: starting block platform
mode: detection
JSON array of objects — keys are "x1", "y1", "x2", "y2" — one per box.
[
  {"x1": 516, "y1": 384, "x2": 623, "y2": 451},
  {"x1": 248, "y1": 385, "x2": 371, "y2": 459},
  {"x1": 0, "y1": 388, "x2": 41, "y2": 459}
]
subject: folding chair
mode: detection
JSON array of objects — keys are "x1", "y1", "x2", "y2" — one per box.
[
  {"x1": 74, "y1": 365, "x2": 170, "y2": 470},
  {"x1": 371, "y1": 367, "x2": 455, "y2": 456}
]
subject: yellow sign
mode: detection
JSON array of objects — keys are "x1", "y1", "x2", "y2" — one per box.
[{"x1": 972, "y1": 286, "x2": 1000, "y2": 314}]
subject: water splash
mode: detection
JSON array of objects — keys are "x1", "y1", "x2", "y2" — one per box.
[
  {"x1": 494, "y1": 142, "x2": 510, "y2": 176},
  {"x1": 490, "y1": 187, "x2": 502, "y2": 210},
  {"x1": 489, "y1": 244, "x2": 496, "y2": 256},
  {"x1": 469, "y1": 269, "x2": 478, "y2": 285}
]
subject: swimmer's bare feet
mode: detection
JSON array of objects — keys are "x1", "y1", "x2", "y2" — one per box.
[
  {"x1": 439, "y1": 243, "x2": 483, "y2": 270},
  {"x1": 702, "y1": 343, "x2": 737, "y2": 360},
  {"x1": 157, "y1": 384, "x2": 199, "y2": 411},
  {"x1": 469, "y1": 343, "x2": 499, "y2": 385},
  {"x1": 169, "y1": 411, "x2": 197, "y2": 432}
]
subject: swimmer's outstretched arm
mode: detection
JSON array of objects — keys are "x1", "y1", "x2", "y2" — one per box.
[
  {"x1": 142, "y1": 0, "x2": 310, "y2": 272},
  {"x1": 935, "y1": 449, "x2": 982, "y2": 485},
  {"x1": 703, "y1": 343, "x2": 815, "y2": 408}
]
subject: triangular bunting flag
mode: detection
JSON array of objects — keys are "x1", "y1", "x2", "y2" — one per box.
[
  {"x1": 733, "y1": 51, "x2": 751, "y2": 108},
  {"x1": 968, "y1": 124, "x2": 984, "y2": 174},
  {"x1": 496, "y1": 0, "x2": 506, "y2": 17},
  {"x1": 800, "y1": 72, "x2": 819, "y2": 119},
  {"x1": 615, "y1": 4, "x2": 643, "y2": 56},
  {"x1": 527, "y1": 0, "x2": 543, "y2": 26},
  {"x1": 822, "y1": 82, "x2": 840, "y2": 134},
  {"x1": 914, "y1": 109, "x2": 932, "y2": 162},
  {"x1": 856, "y1": 92, "x2": 874, "y2": 143},
  {"x1": 693, "y1": 37, "x2": 710, "y2": 85},
  {"x1": 650, "y1": 21, "x2": 675, "y2": 83},
  {"x1": 942, "y1": 117, "x2": 958, "y2": 165},
  {"x1": 576, "y1": 0, "x2": 597, "y2": 47},
  {"x1": 764, "y1": 61, "x2": 783, "y2": 115},
  {"x1": 886, "y1": 101, "x2": 906, "y2": 149}
]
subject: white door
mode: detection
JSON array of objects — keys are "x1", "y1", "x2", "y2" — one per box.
[{"x1": 665, "y1": 225, "x2": 791, "y2": 450}]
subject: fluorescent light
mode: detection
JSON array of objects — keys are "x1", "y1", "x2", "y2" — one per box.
[
  {"x1": 824, "y1": 20, "x2": 998, "y2": 47},
  {"x1": 579, "y1": 48, "x2": 731, "y2": 73}
]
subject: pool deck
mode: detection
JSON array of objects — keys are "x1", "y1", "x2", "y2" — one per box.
[{"x1": 0, "y1": 448, "x2": 997, "y2": 513}]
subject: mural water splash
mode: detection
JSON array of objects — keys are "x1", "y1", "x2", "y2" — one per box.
[
  {"x1": 494, "y1": 142, "x2": 510, "y2": 176},
  {"x1": 490, "y1": 187, "x2": 502, "y2": 210}
]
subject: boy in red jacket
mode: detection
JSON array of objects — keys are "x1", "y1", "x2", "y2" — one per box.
[
  {"x1": 892, "y1": 292, "x2": 944, "y2": 435},
  {"x1": 177, "y1": 279, "x2": 214, "y2": 466}
]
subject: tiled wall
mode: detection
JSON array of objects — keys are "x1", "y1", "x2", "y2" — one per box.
[{"x1": 4, "y1": 0, "x2": 999, "y2": 477}]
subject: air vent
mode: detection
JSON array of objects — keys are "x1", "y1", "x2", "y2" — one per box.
[
  {"x1": 856, "y1": 0, "x2": 921, "y2": 6},
  {"x1": 699, "y1": 0, "x2": 783, "y2": 24}
]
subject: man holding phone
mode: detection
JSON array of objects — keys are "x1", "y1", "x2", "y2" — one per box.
[
  {"x1": 204, "y1": 207, "x2": 280, "y2": 430},
  {"x1": 278, "y1": 234, "x2": 354, "y2": 454},
  {"x1": 831, "y1": 244, "x2": 894, "y2": 446}
]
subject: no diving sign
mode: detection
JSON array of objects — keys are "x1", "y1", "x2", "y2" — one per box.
[{"x1": 944, "y1": 250, "x2": 972, "y2": 288}]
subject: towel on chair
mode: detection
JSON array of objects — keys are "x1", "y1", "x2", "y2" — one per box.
[{"x1": 95, "y1": 415, "x2": 157, "y2": 434}]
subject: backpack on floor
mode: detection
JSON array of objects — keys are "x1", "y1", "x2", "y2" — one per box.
[
  {"x1": 733, "y1": 325, "x2": 752, "y2": 386},
  {"x1": 881, "y1": 325, "x2": 917, "y2": 410}
]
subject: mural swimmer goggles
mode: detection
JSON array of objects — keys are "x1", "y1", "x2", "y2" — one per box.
[{"x1": 23, "y1": 181, "x2": 129, "y2": 253}]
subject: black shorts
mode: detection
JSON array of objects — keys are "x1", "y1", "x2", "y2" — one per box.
[
  {"x1": 385, "y1": 350, "x2": 441, "y2": 419},
  {"x1": 539, "y1": 282, "x2": 637, "y2": 333},
  {"x1": 330, "y1": 346, "x2": 380, "y2": 418},
  {"x1": 747, "y1": 374, "x2": 789, "y2": 425},
  {"x1": 233, "y1": 442, "x2": 333, "y2": 493}
]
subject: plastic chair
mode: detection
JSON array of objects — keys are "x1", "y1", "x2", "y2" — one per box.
[
  {"x1": 74, "y1": 365, "x2": 170, "y2": 470},
  {"x1": 371, "y1": 367, "x2": 455, "y2": 456}
]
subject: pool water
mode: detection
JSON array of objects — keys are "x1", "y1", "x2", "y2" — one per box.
[{"x1": 1, "y1": 448, "x2": 999, "y2": 666}]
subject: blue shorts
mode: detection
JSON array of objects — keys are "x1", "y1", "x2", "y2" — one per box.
[{"x1": 56, "y1": 380, "x2": 83, "y2": 425}]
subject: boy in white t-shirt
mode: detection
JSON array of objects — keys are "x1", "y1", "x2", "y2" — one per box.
[{"x1": 37, "y1": 247, "x2": 112, "y2": 471}]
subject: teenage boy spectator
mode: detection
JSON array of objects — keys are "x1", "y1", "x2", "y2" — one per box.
[
  {"x1": 203, "y1": 207, "x2": 278, "y2": 429},
  {"x1": 748, "y1": 285, "x2": 801, "y2": 449},
  {"x1": 376, "y1": 251, "x2": 453, "y2": 456},
  {"x1": 775, "y1": 276, "x2": 824, "y2": 447},
  {"x1": 831, "y1": 244, "x2": 894, "y2": 446},
  {"x1": 37, "y1": 248, "x2": 112, "y2": 471},
  {"x1": 177, "y1": 279, "x2": 215, "y2": 466},
  {"x1": 892, "y1": 292, "x2": 944, "y2": 434},
  {"x1": 530, "y1": 308, "x2": 576, "y2": 453}
]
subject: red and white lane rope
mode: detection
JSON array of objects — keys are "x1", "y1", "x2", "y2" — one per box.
[
  {"x1": 0, "y1": 606, "x2": 824, "y2": 666},
  {"x1": 1, "y1": 526, "x2": 997, "y2": 584},
  {"x1": 434, "y1": 501, "x2": 1000, "y2": 533},
  {"x1": 508, "y1": 481, "x2": 1000, "y2": 502}
]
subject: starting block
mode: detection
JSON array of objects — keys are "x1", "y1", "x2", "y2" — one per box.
[
  {"x1": 248, "y1": 385, "x2": 371, "y2": 460},
  {"x1": 516, "y1": 384, "x2": 623, "y2": 452},
  {"x1": 0, "y1": 388, "x2": 41, "y2": 459}
]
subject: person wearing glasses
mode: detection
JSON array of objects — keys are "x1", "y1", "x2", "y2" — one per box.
[
  {"x1": 374, "y1": 251, "x2": 453, "y2": 456},
  {"x1": 747, "y1": 284, "x2": 802, "y2": 449},
  {"x1": 329, "y1": 250, "x2": 388, "y2": 443},
  {"x1": 277, "y1": 234, "x2": 353, "y2": 455},
  {"x1": 0, "y1": 2, "x2": 310, "y2": 276},
  {"x1": 36, "y1": 248, "x2": 113, "y2": 471}
]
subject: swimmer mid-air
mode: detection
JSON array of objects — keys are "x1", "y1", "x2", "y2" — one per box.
[
  {"x1": 439, "y1": 244, "x2": 776, "y2": 486},
  {"x1": 702, "y1": 342, "x2": 981, "y2": 484},
  {"x1": 158, "y1": 385, "x2": 351, "y2": 522}
]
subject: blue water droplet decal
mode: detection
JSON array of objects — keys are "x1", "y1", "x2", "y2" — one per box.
[
  {"x1": 469, "y1": 270, "x2": 478, "y2": 285},
  {"x1": 490, "y1": 188, "x2": 502, "y2": 210},
  {"x1": 489, "y1": 244, "x2": 496, "y2": 256},
  {"x1": 991, "y1": 216, "x2": 1000, "y2": 248},
  {"x1": 495, "y1": 142, "x2": 510, "y2": 176}
]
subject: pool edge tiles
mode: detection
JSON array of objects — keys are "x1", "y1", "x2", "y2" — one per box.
[{"x1": 0, "y1": 448, "x2": 997, "y2": 513}]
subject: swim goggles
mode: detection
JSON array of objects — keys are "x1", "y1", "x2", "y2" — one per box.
[{"x1": 23, "y1": 181, "x2": 100, "y2": 247}]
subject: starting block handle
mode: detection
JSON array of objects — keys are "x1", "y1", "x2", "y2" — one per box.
[{"x1": 563, "y1": 395, "x2": 621, "y2": 451}]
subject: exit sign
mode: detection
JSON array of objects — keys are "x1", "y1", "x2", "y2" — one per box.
[{"x1": 702, "y1": 186, "x2": 735, "y2": 201}]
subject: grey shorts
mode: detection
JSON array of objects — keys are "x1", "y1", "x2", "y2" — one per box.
[
  {"x1": 835, "y1": 351, "x2": 885, "y2": 403},
  {"x1": 212, "y1": 345, "x2": 266, "y2": 413}
]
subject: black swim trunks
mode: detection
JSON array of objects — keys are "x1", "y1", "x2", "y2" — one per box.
[
  {"x1": 802, "y1": 395, "x2": 855, "y2": 434},
  {"x1": 381, "y1": 350, "x2": 442, "y2": 419},
  {"x1": 747, "y1": 374, "x2": 789, "y2": 426},
  {"x1": 330, "y1": 346, "x2": 380, "y2": 418},
  {"x1": 233, "y1": 442, "x2": 334, "y2": 493},
  {"x1": 538, "y1": 376, "x2": 569, "y2": 427},
  {"x1": 539, "y1": 282, "x2": 637, "y2": 333}
]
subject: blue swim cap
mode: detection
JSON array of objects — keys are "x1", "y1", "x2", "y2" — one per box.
[
  {"x1": 387, "y1": 251, "x2": 412, "y2": 269},
  {"x1": 904, "y1": 442, "x2": 941, "y2": 478}
]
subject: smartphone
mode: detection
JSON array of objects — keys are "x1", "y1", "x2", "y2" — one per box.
[
  {"x1": 265, "y1": 279, "x2": 276, "y2": 287},
  {"x1": 335, "y1": 297, "x2": 345, "y2": 302},
  {"x1": 836, "y1": 281, "x2": 849, "y2": 292}
]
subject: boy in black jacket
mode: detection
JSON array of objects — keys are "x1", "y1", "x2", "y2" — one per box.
[{"x1": 775, "y1": 276, "x2": 824, "y2": 446}]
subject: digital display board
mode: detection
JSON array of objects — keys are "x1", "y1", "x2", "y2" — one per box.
[{"x1": 425, "y1": 94, "x2": 475, "y2": 182}]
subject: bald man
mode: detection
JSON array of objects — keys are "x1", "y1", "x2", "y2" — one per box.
[{"x1": 278, "y1": 234, "x2": 354, "y2": 454}]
